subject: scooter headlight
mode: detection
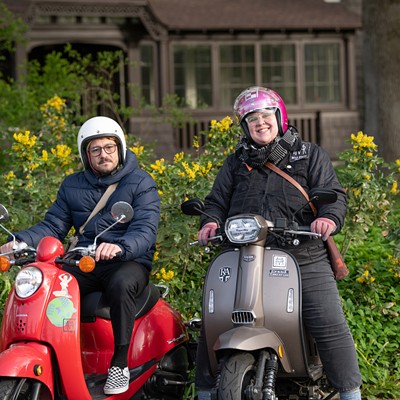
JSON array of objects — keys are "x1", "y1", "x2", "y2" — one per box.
[
  {"x1": 225, "y1": 216, "x2": 261, "y2": 243},
  {"x1": 15, "y1": 266, "x2": 43, "y2": 298}
]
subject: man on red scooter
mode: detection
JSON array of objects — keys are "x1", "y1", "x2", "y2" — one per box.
[{"x1": 0, "y1": 116, "x2": 160, "y2": 395}]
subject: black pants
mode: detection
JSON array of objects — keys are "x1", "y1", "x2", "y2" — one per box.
[
  {"x1": 196, "y1": 240, "x2": 362, "y2": 392},
  {"x1": 64, "y1": 260, "x2": 149, "y2": 346}
]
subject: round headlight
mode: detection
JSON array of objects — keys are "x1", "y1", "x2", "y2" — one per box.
[
  {"x1": 15, "y1": 266, "x2": 43, "y2": 298},
  {"x1": 225, "y1": 217, "x2": 261, "y2": 243}
]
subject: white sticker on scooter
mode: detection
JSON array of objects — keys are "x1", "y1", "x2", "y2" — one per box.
[
  {"x1": 269, "y1": 255, "x2": 289, "y2": 277},
  {"x1": 219, "y1": 267, "x2": 231, "y2": 283},
  {"x1": 46, "y1": 273, "x2": 77, "y2": 328},
  {"x1": 272, "y1": 255, "x2": 287, "y2": 269},
  {"x1": 53, "y1": 273, "x2": 73, "y2": 298}
]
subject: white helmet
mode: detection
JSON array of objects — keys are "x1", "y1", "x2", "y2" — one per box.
[{"x1": 77, "y1": 116, "x2": 127, "y2": 170}]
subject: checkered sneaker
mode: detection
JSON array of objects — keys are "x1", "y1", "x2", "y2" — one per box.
[{"x1": 104, "y1": 366, "x2": 130, "y2": 395}]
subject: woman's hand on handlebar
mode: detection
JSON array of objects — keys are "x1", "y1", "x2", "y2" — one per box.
[
  {"x1": 311, "y1": 217, "x2": 336, "y2": 241},
  {"x1": 95, "y1": 242, "x2": 123, "y2": 262},
  {"x1": 198, "y1": 222, "x2": 218, "y2": 246}
]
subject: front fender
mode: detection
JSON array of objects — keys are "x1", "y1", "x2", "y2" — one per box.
[
  {"x1": 0, "y1": 342, "x2": 54, "y2": 397},
  {"x1": 214, "y1": 326, "x2": 293, "y2": 373}
]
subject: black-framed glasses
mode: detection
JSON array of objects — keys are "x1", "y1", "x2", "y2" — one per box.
[
  {"x1": 245, "y1": 108, "x2": 277, "y2": 125},
  {"x1": 88, "y1": 143, "x2": 118, "y2": 157}
]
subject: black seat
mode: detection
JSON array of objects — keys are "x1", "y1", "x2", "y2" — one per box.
[{"x1": 80, "y1": 282, "x2": 161, "y2": 322}]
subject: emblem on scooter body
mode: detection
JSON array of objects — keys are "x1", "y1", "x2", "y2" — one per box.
[{"x1": 219, "y1": 266, "x2": 231, "y2": 282}]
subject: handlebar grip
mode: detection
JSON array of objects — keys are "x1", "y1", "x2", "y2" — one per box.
[{"x1": 55, "y1": 257, "x2": 78, "y2": 267}]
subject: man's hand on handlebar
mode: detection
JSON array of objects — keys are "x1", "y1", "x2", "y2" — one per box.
[{"x1": 95, "y1": 242, "x2": 123, "y2": 262}]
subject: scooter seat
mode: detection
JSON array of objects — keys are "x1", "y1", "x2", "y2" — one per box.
[{"x1": 80, "y1": 282, "x2": 161, "y2": 322}]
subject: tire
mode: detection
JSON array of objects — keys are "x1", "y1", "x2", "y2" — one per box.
[
  {"x1": 0, "y1": 378, "x2": 45, "y2": 400},
  {"x1": 217, "y1": 352, "x2": 256, "y2": 400}
]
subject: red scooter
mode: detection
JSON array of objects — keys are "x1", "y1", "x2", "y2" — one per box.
[{"x1": 0, "y1": 201, "x2": 195, "y2": 400}]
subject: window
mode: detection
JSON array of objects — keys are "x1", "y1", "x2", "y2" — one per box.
[
  {"x1": 219, "y1": 45, "x2": 255, "y2": 108},
  {"x1": 140, "y1": 45, "x2": 155, "y2": 104},
  {"x1": 261, "y1": 44, "x2": 297, "y2": 104},
  {"x1": 304, "y1": 43, "x2": 341, "y2": 104},
  {"x1": 173, "y1": 45, "x2": 212, "y2": 108},
  {"x1": 171, "y1": 40, "x2": 344, "y2": 110}
]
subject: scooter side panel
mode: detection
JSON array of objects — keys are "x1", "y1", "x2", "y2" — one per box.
[
  {"x1": 203, "y1": 249, "x2": 240, "y2": 375},
  {"x1": 81, "y1": 318, "x2": 114, "y2": 373},
  {"x1": 0, "y1": 342, "x2": 54, "y2": 398},
  {"x1": 130, "y1": 299, "x2": 188, "y2": 367},
  {"x1": 262, "y1": 248, "x2": 308, "y2": 376}
]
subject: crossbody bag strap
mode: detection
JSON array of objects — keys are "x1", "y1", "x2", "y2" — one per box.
[
  {"x1": 265, "y1": 161, "x2": 317, "y2": 216},
  {"x1": 79, "y1": 182, "x2": 118, "y2": 235}
]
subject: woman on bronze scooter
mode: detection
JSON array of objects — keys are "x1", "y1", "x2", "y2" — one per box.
[{"x1": 196, "y1": 86, "x2": 362, "y2": 400}]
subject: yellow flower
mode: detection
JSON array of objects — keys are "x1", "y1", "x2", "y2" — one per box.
[
  {"x1": 174, "y1": 152, "x2": 185, "y2": 163},
  {"x1": 130, "y1": 145, "x2": 144, "y2": 157},
  {"x1": 391, "y1": 181, "x2": 398, "y2": 194},
  {"x1": 4, "y1": 171, "x2": 16, "y2": 180},
  {"x1": 350, "y1": 131, "x2": 377, "y2": 152},
  {"x1": 41, "y1": 150, "x2": 49, "y2": 162},
  {"x1": 161, "y1": 268, "x2": 175, "y2": 281},
  {"x1": 28, "y1": 163, "x2": 40, "y2": 171},
  {"x1": 357, "y1": 269, "x2": 376, "y2": 284},
  {"x1": 153, "y1": 251, "x2": 159, "y2": 262},
  {"x1": 150, "y1": 158, "x2": 166, "y2": 174},
  {"x1": 40, "y1": 96, "x2": 66, "y2": 113},
  {"x1": 51, "y1": 144, "x2": 72, "y2": 166},
  {"x1": 13, "y1": 130, "x2": 37, "y2": 148}
]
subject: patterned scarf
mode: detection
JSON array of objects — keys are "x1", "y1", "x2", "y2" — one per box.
[{"x1": 237, "y1": 126, "x2": 299, "y2": 168}]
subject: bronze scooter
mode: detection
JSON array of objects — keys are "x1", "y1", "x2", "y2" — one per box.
[{"x1": 181, "y1": 189, "x2": 339, "y2": 400}]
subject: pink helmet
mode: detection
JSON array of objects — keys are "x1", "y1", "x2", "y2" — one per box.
[{"x1": 233, "y1": 86, "x2": 289, "y2": 135}]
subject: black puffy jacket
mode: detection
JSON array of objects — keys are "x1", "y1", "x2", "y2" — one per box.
[
  {"x1": 15, "y1": 150, "x2": 160, "y2": 269},
  {"x1": 201, "y1": 139, "x2": 347, "y2": 248}
]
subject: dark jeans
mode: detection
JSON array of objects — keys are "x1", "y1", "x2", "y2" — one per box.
[
  {"x1": 196, "y1": 240, "x2": 362, "y2": 392},
  {"x1": 64, "y1": 260, "x2": 149, "y2": 346},
  {"x1": 295, "y1": 241, "x2": 362, "y2": 391}
]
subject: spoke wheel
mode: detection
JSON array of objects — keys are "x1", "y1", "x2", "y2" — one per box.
[{"x1": 218, "y1": 352, "x2": 257, "y2": 400}]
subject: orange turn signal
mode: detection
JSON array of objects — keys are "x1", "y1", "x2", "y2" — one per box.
[
  {"x1": 0, "y1": 256, "x2": 11, "y2": 272},
  {"x1": 79, "y1": 256, "x2": 95, "y2": 273}
]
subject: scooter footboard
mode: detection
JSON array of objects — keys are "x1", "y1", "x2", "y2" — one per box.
[{"x1": 0, "y1": 342, "x2": 54, "y2": 397}]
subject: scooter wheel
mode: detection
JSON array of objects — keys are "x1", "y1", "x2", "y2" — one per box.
[
  {"x1": 217, "y1": 352, "x2": 256, "y2": 400},
  {"x1": 0, "y1": 377, "x2": 44, "y2": 400}
]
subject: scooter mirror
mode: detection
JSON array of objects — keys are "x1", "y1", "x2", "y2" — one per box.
[
  {"x1": 0, "y1": 204, "x2": 10, "y2": 223},
  {"x1": 111, "y1": 202, "x2": 134, "y2": 223},
  {"x1": 181, "y1": 198, "x2": 205, "y2": 216},
  {"x1": 309, "y1": 188, "x2": 338, "y2": 205}
]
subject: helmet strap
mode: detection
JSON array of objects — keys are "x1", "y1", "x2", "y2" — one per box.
[
  {"x1": 238, "y1": 127, "x2": 298, "y2": 167},
  {"x1": 268, "y1": 128, "x2": 297, "y2": 165}
]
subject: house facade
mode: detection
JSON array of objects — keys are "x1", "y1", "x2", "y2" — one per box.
[{"x1": 3, "y1": 0, "x2": 362, "y2": 159}]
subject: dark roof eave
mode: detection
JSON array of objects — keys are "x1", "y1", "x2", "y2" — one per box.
[{"x1": 167, "y1": 26, "x2": 360, "y2": 35}]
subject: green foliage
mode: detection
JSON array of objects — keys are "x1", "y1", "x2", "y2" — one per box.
[
  {"x1": 335, "y1": 131, "x2": 400, "y2": 399},
  {"x1": 0, "y1": 1, "x2": 27, "y2": 55},
  {"x1": 0, "y1": 26, "x2": 399, "y2": 395},
  {"x1": 143, "y1": 117, "x2": 240, "y2": 320}
]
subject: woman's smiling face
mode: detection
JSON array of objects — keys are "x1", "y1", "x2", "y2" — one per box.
[{"x1": 245, "y1": 109, "x2": 279, "y2": 146}]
